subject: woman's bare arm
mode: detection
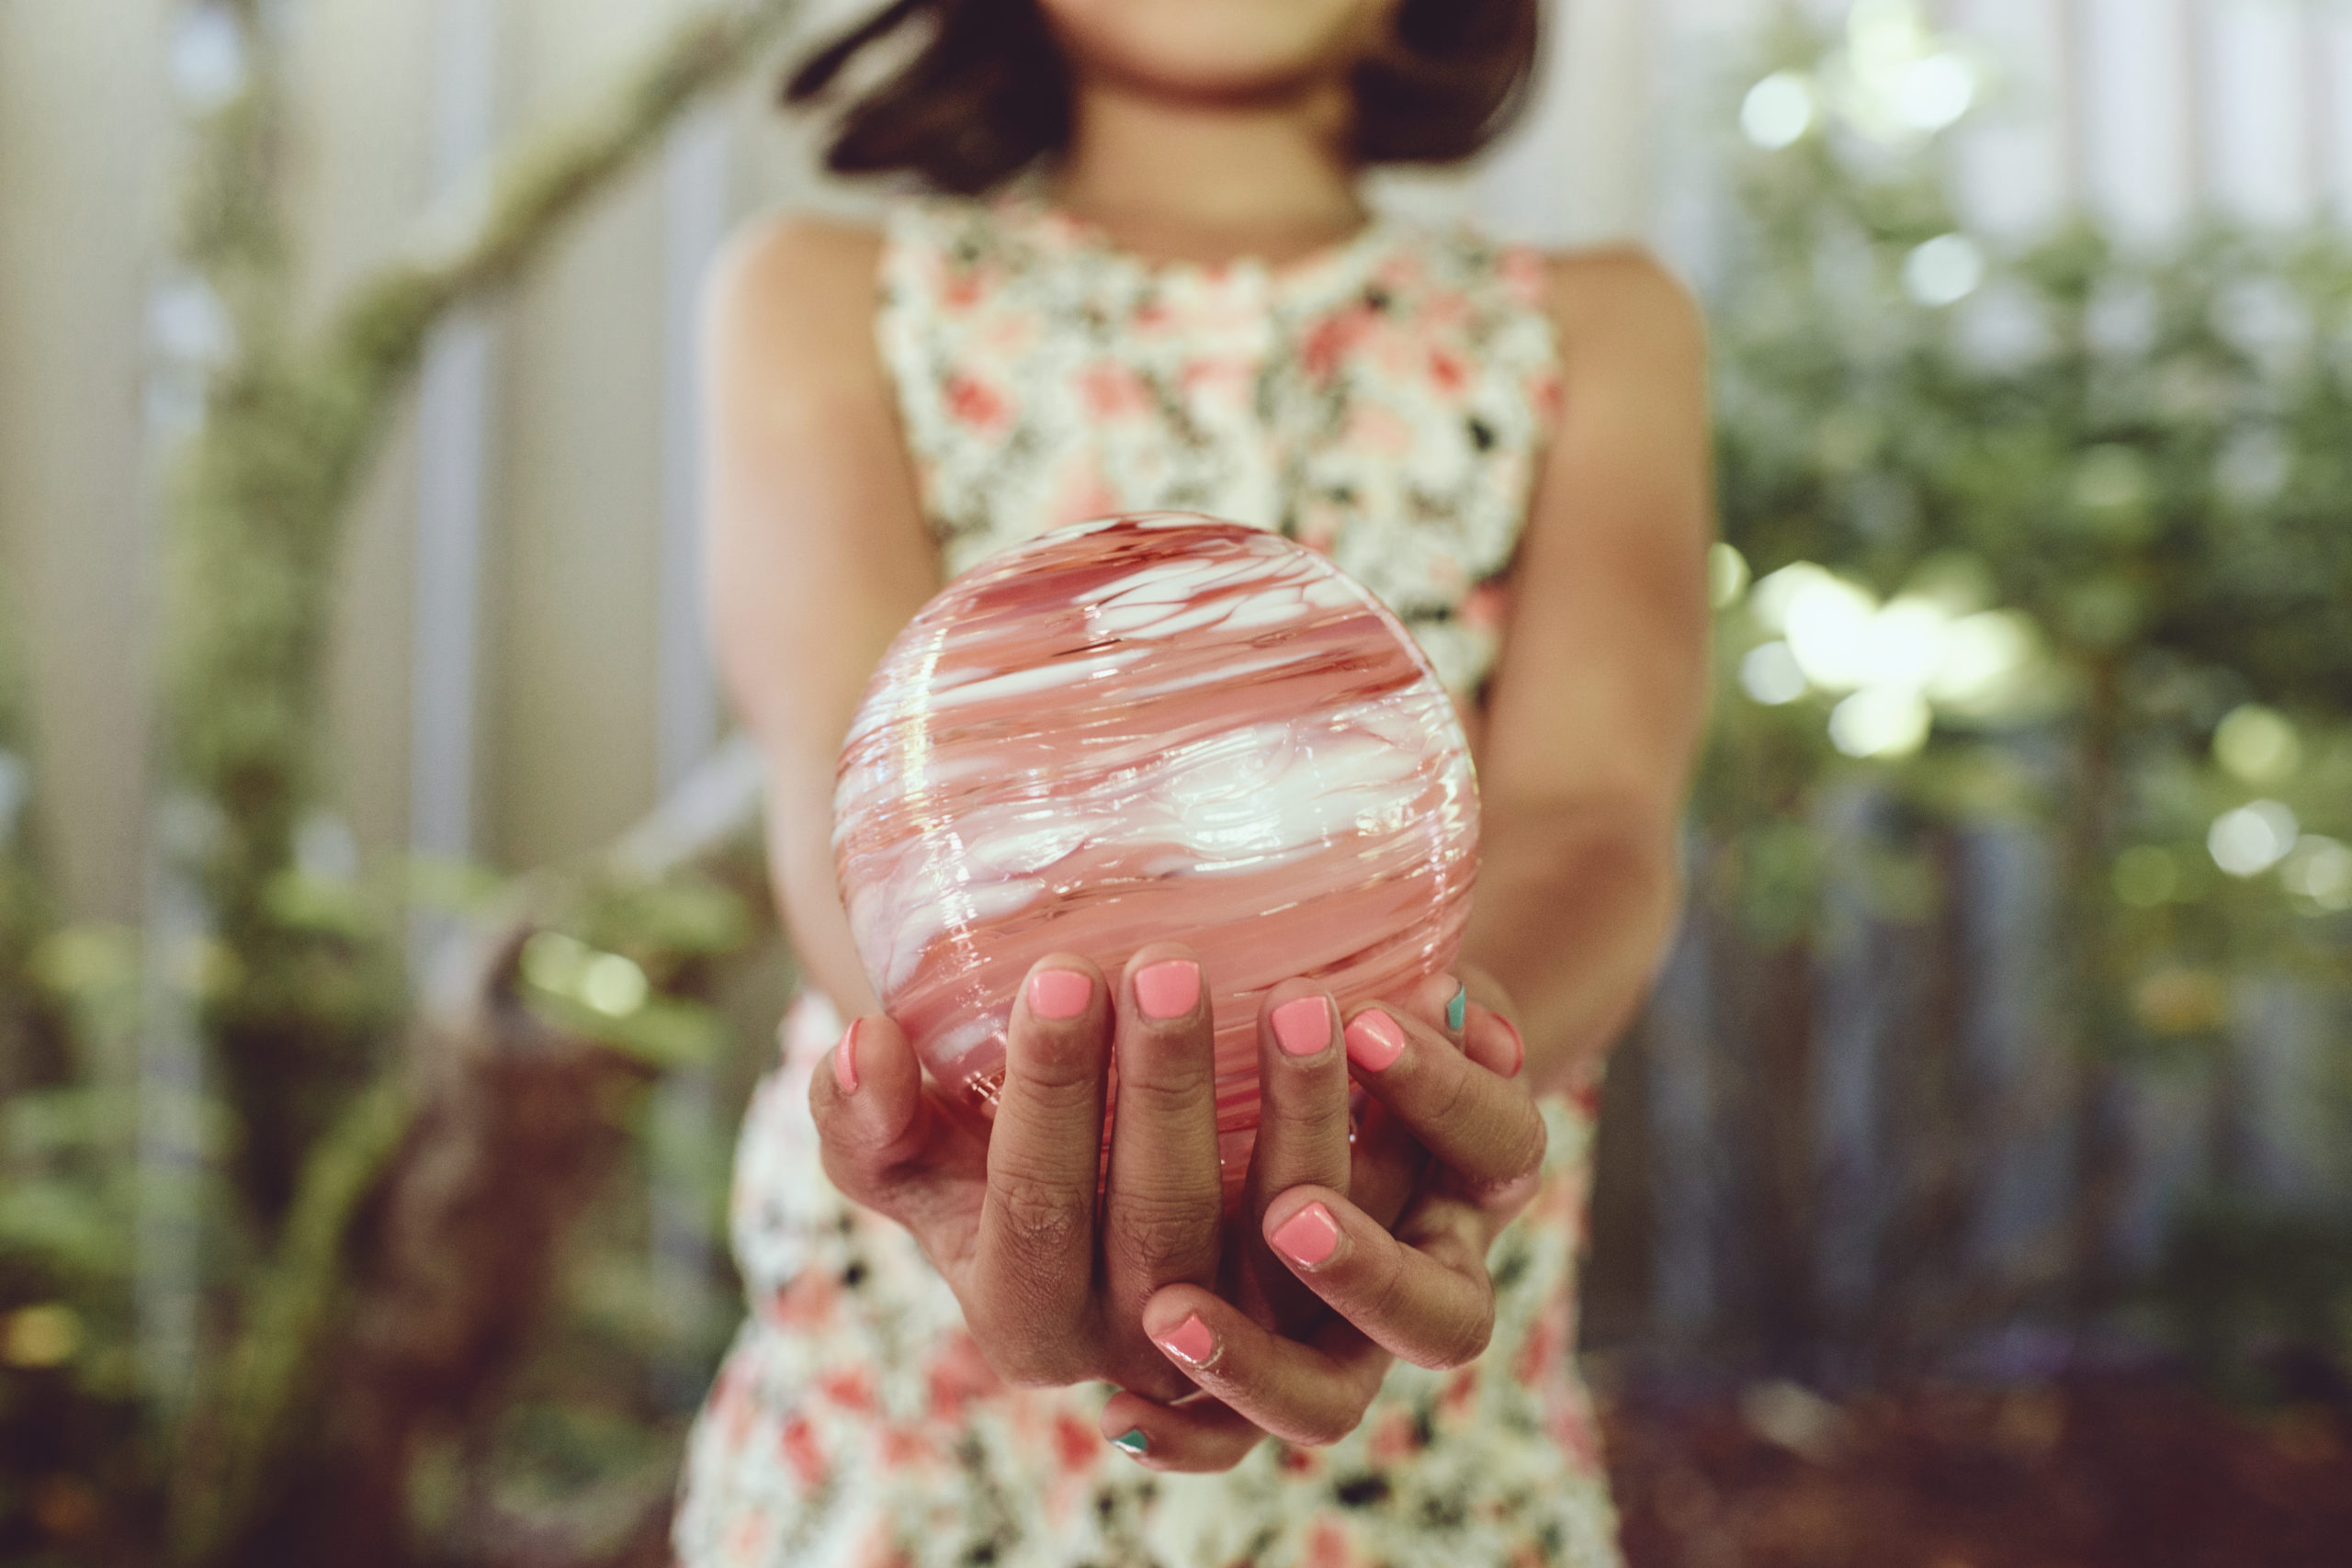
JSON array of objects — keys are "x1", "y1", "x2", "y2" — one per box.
[
  {"x1": 1463, "y1": 249, "x2": 1715, "y2": 1094},
  {"x1": 703, "y1": 216, "x2": 937, "y2": 1017}
]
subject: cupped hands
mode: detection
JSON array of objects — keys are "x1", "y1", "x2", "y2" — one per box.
[{"x1": 807, "y1": 942, "x2": 1546, "y2": 1472}]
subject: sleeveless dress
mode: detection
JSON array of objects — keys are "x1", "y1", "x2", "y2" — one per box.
[{"x1": 673, "y1": 188, "x2": 1622, "y2": 1568}]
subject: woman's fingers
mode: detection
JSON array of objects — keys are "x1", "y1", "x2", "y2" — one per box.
[
  {"x1": 1247, "y1": 983, "x2": 1351, "y2": 1195},
  {"x1": 1259, "y1": 1184, "x2": 1498, "y2": 1370},
  {"x1": 1453, "y1": 964, "x2": 1527, "y2": 1078},
  {"x1": 1339, "y1": 1002, "x2": 1547, "y2": 1193},
  {"x1": 968, "y1": 953, "x2": 1114, "y2": 1385},
  {"x1": 1345, "y1": 1094, "x2": 1427, "y2": 1232},
  {"x1": 1236, "y1": 980, "x2": 1353, "y2": 1324},
  {"x1": 1101, "y1": 944, "x2": 1226, "y2": 1316},
  {"x1": 808, "y1": 1011, "x2": 987, "y2": 1260},
  {"x1": 1137, "y1": 1285, "x2": 1395, "y2": 1448},
  {"x1": 1397, "y1": 969, "x2": 1471, "y2": 1049},
  {"x1": 1461, "y1": 998, "x2": 1525, "y2": 1079},
  {"x1": 1097, "y1": 1389, "x2": 1267, "y2": 1474}
]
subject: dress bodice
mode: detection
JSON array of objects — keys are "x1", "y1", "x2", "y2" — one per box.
[{"x1": 874, "y1": 188, "x2": 1564, "y2": 704}]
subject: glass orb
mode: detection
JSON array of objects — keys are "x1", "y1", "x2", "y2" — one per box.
[{"x1": 834, "y1": 513, "x2": 1480, "y2": 1191}]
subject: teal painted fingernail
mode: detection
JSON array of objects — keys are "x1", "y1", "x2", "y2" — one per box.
[
  {"x1": 1112, "y1": 1427, "x2": 1148, "y2": 1458},
  {"x1": 1446, "y1": 983, "x2": 1467, "y2": 1033}
]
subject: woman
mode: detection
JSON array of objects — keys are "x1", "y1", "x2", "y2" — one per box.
[{"x1": 678, "y1": 0, "x2": 1711, "y2": 1562}]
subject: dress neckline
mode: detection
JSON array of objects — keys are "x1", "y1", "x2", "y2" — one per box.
[{"x1": 985, "y1": 178, "x2": 1397, "y2": 299}]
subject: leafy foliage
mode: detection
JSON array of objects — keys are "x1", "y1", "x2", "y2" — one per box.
[
  {"x1": 0, "y1": 4, "x2": 804, "y2": 1563},
  {"x1": 1677, "y1": 5, "x2": 2352, "y2": 1375}
]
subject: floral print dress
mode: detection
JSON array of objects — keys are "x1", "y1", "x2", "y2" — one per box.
[{"x1": 673, "y1": 187, "x2": 1622, "y2": 1568}]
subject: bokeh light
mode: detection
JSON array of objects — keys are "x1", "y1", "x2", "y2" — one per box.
[
  {"x1": 171, "y1": 4, "x2": 247, "y2": 111},
  {"x1": 1742, "y1": 72, "x2": 1817, "y2": 149},
  {"x1": 1928, "y1": 611, "x2": 2033, "y2": 710},
  {"x1": 1711, "y1": 541, "x2": 1753, "y2": 608},
  {"x1": 2209, "y1": 800, "x2": 2300, "y2": 878},
  {"x1": 1741, "y1": 641, "x2": 1807, "y2": 705},
  {"x1": 1896, "y1": 53, "x2": 1977, "y2": 132},
  {"x1": 1905, "y1": 234, "x2": 1986, "y2": 308},
  {"x1": 1830, "y1": 687, "x2": 1932, "y2": 758},
  {"x1": 2283, "y1": 836, "x2": 2352, "y2": 912},
  {"x1": 582, "y1": 953, "x2": 650, "y2": 1016},
  {"x1": 1743, "y1": 561, "x2": 2045, "y2": 747},
  {"x1": 2212, "y1": 705, "x2": 2301, "y2": 784}
]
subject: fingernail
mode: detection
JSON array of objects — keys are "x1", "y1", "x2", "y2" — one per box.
[
  {"x1": 1445, "y1": 981, "x2": 1467, "y2": 1033},
  {"x1": 1497, "y1": 1014, "x2": 1525, "y2": 1077},
  {"x1": 1157, "y1": 1313, "x2": 1216, "y2": 1368},
  {"x1": 1271, "y1": 1201, "x2": 1341, "y2": 1269},
  {"x1": 1028, "y1": 968, "x2": 1093, "y2": 1020},
  {"x1": 1271, "y1": 995, "x2": 1331, "y2": 1056},
  {"x1": 832, "y1": 1019, "x2": 861, "y2": 1093},
  {"x1": 1135, "y1": 959, "x2": 1201, "y2": 1021},
  {"x1": 1344, "y1": 1010, "x2": 1406, "y2": 1073},
  {"x1": 1111, "y1": 1427, "x2": 1149, "y2": 1458}
]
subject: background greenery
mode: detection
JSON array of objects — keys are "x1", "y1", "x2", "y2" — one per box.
[{"x1": 1, "y1": 3, "x2": 2346, "y2": 1563}]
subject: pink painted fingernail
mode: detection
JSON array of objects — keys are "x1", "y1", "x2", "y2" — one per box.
[
  {"x1": 1344, "y1": 1010, "x2": 1406, "y2": 1073},
  {"x1": 1028, "y1": 968, "x2": 1092, "y2": 1020},
  {"x1": 1157, "y1": 1313, "x2": 1216, "y2": 1368},
  {"x1": 831, "y1": 1019, "x2": 861, "y2": 1093},
  {"x1": 1271, "y1": 1201, "x2": 1341, "y2": 1269},
  {"x1": 1271, "y1": 995, "x2": 1331, "y2": 1056},
  {"x1": 1497, "y1": 1014, "x2": 1524, "y2": 1077},
  {"x1": 1135, "y1": 959, "x2": 1201, "y2": 1021}
]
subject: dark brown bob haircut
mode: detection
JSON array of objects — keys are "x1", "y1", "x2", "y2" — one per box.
[{"x1": 785, "y1": 0, "x2": 1543, "y2": 196}]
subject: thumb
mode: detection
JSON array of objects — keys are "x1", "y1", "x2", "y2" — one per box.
[{"x1": 808, "y1": 1010, "x2": 938, "y2": 1205}]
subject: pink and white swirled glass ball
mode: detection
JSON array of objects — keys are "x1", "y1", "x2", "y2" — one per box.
[{"x1": 832, "y1": 513, "x2": 1479, "y2": 1186}]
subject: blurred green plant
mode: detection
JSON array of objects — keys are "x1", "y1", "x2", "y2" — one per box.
[
  {"x1": 1680, "y1": 2, "x2": 2352, "y2": 1377},
  {"x1": 0, "y1": 3, "x2": 802, "y2": 1565}
]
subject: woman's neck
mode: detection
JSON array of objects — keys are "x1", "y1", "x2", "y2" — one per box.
[{"x1": 1046, "y1": 73, "x2": 1367, "y2": 268}]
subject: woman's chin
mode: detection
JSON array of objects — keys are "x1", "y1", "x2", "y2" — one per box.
[{"x1": 1043, "y1": 0, "x2": 1386, "y2": 102}]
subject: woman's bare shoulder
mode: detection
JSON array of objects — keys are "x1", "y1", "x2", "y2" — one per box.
[
  {"x1": 1538, "y1": 244, "x2": 1707, "y2": 373},
  {"x1": 706, "y1": 213, "x2": 890, "y2": 392},
  {"x1": 715, "y1": 212, "x2": 886, "y2": 291}
]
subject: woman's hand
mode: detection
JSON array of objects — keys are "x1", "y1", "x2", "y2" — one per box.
[
  {"x1": 1099, "y1": 966, "x2": 1549, "y2": 1472},
  {"x1": 808, "y1": 942, "x2": 1363, "y2": 1407},
  {"x1": 807, "y1": 942, "x2": 1544, "y2": 1454}
]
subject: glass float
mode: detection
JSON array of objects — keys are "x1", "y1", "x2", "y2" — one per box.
[{"x1": 834, "y1": 513, "x2": 1479, "y2": 1192}]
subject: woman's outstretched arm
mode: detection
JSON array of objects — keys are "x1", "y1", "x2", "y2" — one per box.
[
  {"x1": 1465, "y1": 249, "x2": 1716, "y2": 1094},
  {"x1": 703, "y1": 215, "x2": 933, "y2": 1020}
]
